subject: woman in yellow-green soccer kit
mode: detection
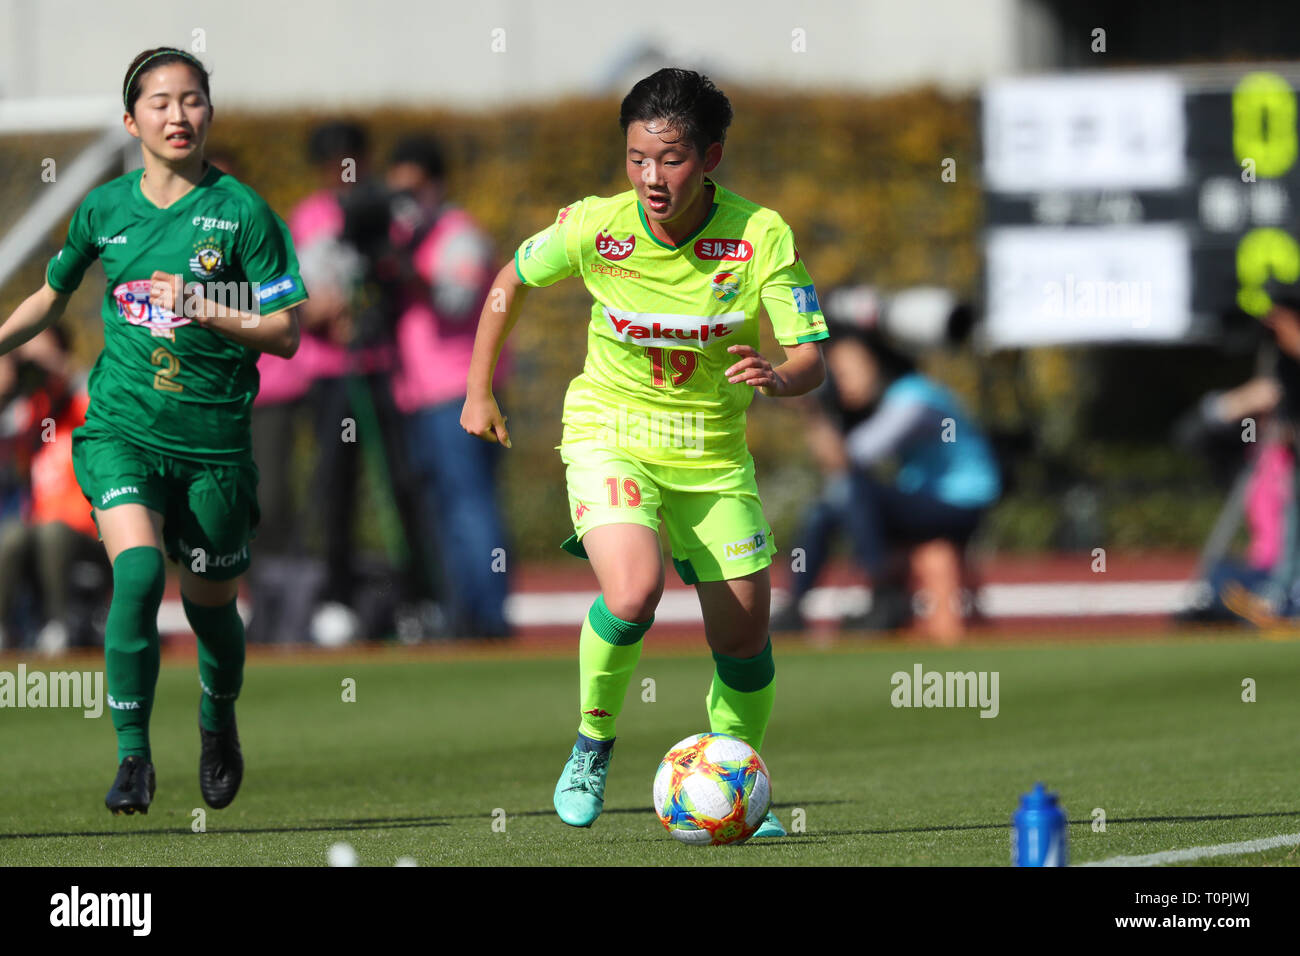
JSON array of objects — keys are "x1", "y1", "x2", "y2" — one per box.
[
  {"x1": 462, "y1": 68, "x2": 828, "y2": 836},
  {"x1": 0, "y1": 47, "x2": 307, "y2": 814}
]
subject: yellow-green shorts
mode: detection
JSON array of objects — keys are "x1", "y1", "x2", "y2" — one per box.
[{"x1": 559, "y1": 441, "x2": 775, "y2": 584}]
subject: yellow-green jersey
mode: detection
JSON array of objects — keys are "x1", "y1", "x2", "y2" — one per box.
[{"x1": 514, "y1": 180, "x2": 828, "y2": 467}]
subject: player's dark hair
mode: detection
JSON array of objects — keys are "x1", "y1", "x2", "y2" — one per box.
[
  {"x1": 619, "y1": 68, "x2": 733, "y2": 156},
  {"x1": 307, "y1": 121, "x2": 369, "y2": 165},
  {"x1": 123, "y1": 47, "x2": 210, "y2": 115},
  {"x1": 389, "y1": 135, "x2": 447, "y2": 182}
]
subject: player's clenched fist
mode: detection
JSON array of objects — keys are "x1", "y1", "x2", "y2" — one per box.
[
  {"x1": 461, "y1": 393, "x2": 512, "y2": 448},
  {"x1": 149, "y1": 270, "x2": 185, "y2": 315}
]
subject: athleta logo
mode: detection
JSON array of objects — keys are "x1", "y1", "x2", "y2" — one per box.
[
  {"x1": 584, "y1": 709, "x2": 612, "y2": 718},
  {"x1": 596, "y1": 230, "x2": 635, "y2": 261},
  {"x1": 694, "y1": 238, "x2": 753, "y2": 261},
  {"x1": 100, "y1": 485, "x2": 139, "y2": 506},
  {"x1": 604, "y1": 307, "x2": 744, "y2": 348},
  {"x1": 97, "y1": 235, "x2": 128, "y2": 246}
]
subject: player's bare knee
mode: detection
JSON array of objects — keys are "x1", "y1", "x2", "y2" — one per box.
[{"x1": 603, "y1": 579, "x2": 662, "y2": 623}]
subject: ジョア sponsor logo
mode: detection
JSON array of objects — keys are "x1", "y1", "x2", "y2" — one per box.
[
  {"x1": 596, "y1": 230, "x2": 635, "y2": 260},
  {"x1": 50, "y1": 886, "x2": 151, "y2": 936},
  {"x1": 603, "y1": 308, "x2": 744, "y2": 348},
  {"x1": 0, "y1": 666, "x2": 103, "y2": 718}
]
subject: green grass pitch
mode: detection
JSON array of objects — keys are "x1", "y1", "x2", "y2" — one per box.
[{"x1": 2, "y1": 633, "x2": 1298, "y2": 866}]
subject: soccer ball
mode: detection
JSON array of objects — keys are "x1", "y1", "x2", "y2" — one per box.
[{"x1": 652, "y1": 733, "x2": 771, "y2": 845}]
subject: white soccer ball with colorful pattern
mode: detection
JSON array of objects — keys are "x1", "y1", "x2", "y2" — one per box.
[{"x1": 653, "y1": 732, "x2": 771, "y2": 845}]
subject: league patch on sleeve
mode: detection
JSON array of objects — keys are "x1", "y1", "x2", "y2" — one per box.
[
  {"x1": 792, "y1": 284, "x2": 821, "y2": 314},
  {"x1": 257, "y1": 275, "x2": 299, "y2": 306}
]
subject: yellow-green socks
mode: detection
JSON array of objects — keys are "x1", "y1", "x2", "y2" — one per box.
[
  {"x1": 707, "y1": 637, "x2": 776, "y2": 752},
  {"x1": 577, "y1": 595, "x2": 652, "y2": 741}
]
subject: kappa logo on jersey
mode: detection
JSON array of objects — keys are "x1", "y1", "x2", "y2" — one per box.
[
  {"x1": 792, "y1": 284, "x2": 820, "y2": 314},
  {"x1": 189, "y1": 239, "x2": 225, "y2": 279},
  {"x1": 113, "y1": 280, "x2": 191, "y2": 336},
  {"x1": 596, "y1": 230, "x2": 636, "y2": 261},
  {"x1": 725, "y1": 531, "x2": 767, "y2": 560},
  {"x1": 694, "y1": 238, "x2": 754, "y2": 262},
  {"x1": 557, "y1": 205, "x2": 574, "y2": 225},
  {"x1": 603, "y1": 307, "x2": 744, "y2": 348},
  {"x1": 711, "y1": 272, "x2": 740, "y2": 302}
]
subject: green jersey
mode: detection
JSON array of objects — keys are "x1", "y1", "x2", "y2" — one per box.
[
  {"x1": 515, "y1": 179, "x2": 827, "y2": 466},
  {"x1": 47, "y1": 165, "x2": 308, "y2": 464}
]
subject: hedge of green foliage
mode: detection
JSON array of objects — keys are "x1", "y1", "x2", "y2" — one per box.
[{"x1": 0, "y1": 90, "x2": 1234, "y2": 559}]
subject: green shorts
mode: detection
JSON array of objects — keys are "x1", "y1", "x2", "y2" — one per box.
[
  {"x1": 560, "y1": 441, "x2": 775, "y2": 584},
  {"x1": 71, "y1": 420, "x2": 259, "y2": 580}
]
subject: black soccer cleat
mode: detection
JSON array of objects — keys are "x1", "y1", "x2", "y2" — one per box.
[
  {"x1": 105, "y1": 756, "x2": 156, "y2": 815},
  {"x1": 199, "y1": 713, "x2": 244, "y2": 810}
]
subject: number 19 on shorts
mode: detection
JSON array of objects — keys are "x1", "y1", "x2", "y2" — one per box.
[{"x1": 605, "y1": 476, "x2": 642, "y2": 507}]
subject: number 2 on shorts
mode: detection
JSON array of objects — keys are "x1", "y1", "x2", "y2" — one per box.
[{"x1": 604, "y1": 476, "x2": 642, "y2": 507}]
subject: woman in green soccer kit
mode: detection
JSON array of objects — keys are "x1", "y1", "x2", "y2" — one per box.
[
  {"x1": 461, "y1": 69, "x2": 827, "y2": 837},
  {"x1": 0, "y1": 48, "x2": 307, "y2": 814}
]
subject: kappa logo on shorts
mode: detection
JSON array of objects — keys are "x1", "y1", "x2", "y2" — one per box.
[
  {"x1": 575, "y1": 503, "x2": 589, "y2": 520},
  {"x1": 724, "y1": 531, "x2": 767, "y2": 560}
]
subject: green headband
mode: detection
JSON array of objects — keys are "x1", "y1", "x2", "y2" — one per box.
[{"x1": 123, "y1": 50, "x2": 205, "y2": 110}]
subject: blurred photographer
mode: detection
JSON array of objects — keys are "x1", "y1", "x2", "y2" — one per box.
[{"x1": 384, "y1": 135, "x2": 511, "y2": 638}]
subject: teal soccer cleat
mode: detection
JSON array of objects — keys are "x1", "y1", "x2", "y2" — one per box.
[
  {"x1": 553, "y1": 736, "x2": 614, "y2": 827},
  {"x1": 752, "y1": 809, "x2": 786, "y2": 838}
]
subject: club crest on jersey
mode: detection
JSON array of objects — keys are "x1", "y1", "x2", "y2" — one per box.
[
  {"x1": 694, "y1": 238, "x2": 753, "y2": 262},
  {"x1": 596, "y1": 230, "x2": 635, "y2": 261},
  {"x1": 113, "y1": 279, "x2": 190, "y2": 337},
  {"x1": 711, "y1": 272, "x2": 740, "y2": 302},
  {"x1": 189, "y1": 239, "x2": 226, "y2": 279}
]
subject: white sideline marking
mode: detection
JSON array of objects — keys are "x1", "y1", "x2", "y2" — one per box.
[
  {"x1": 1080, "y1": 831, "x2": 1300, "y2": 866},
  {"x1": 151, "y1": 580, "x2": 1198, "y2": 632}
]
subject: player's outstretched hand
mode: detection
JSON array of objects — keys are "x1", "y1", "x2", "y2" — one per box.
[
  {"x1": 726, "y1": 344, "x2": 787, "y2": 397},
  {"x1": 461, "y1": 393, "x2": 512, "y2": 448}
]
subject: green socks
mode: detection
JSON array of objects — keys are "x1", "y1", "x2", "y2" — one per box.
[
  {"x1": 105, "y1": 547, "x2": 166, "y2": 762},
  {"x1": 577, "y1": 595, "x2": 653, "y2": 740},
  {"x1": 183, "y1": 595, "x2": 245, "y2": 732},
  {"x1": 707, "y1": 637, "x2": 776, "y2": 752}
]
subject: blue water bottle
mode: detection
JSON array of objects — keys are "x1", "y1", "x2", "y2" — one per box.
[{"x1": 1011, "y1": 782, "x2": 1067, "y2": 866}]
